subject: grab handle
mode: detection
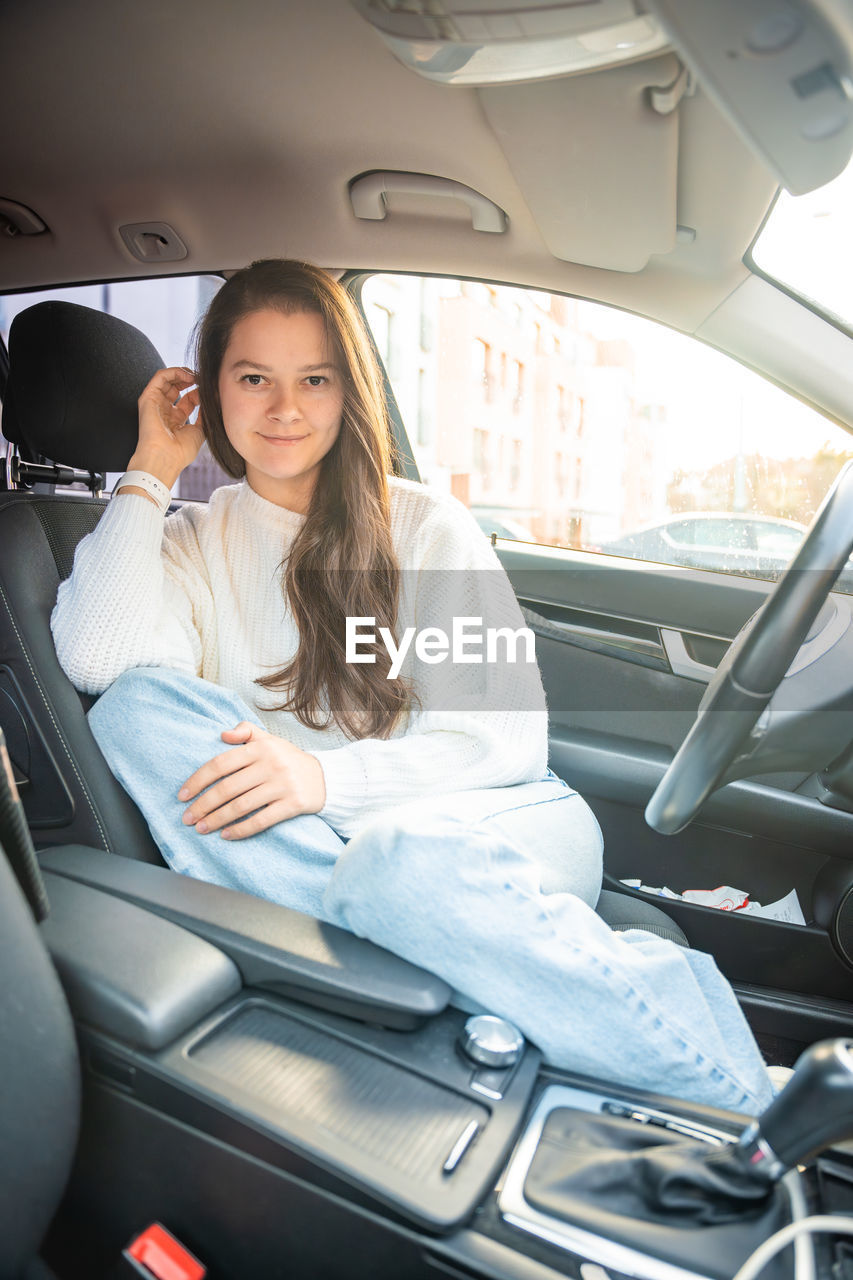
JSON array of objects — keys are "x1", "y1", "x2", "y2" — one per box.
[{"x1": 350, "y1": 171, "x2": 508, "y2": 233}]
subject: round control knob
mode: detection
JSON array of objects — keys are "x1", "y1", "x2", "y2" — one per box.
[{"x1": 460, "y1": 1014, "x2": 524, "y2": 1069}]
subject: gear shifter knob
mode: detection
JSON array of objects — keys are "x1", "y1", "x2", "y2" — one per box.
[{"x1": 735, "y1": 1039, "x2": 853, "y2": 1180}]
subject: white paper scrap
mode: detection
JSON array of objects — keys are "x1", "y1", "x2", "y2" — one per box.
[
  {"x1": 619, "y1": 879, "x2": 680, "y2": 899},
  {"x1": 682, "y1": 886, "x2": 749, "y2": 911},
  {"x1": 619, "y1": 880, "x2": 806, "y2": 925},
  {"x1": 737, "y1": 889, "x2": 806, "y2": 925}
]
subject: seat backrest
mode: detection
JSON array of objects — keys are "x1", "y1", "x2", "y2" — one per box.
[
  {"x1": 0, "y1": 302, "x2": 167, "y2": 862},
  {"x1": 0, "y1": 844, "x2": 80, "y2": 1275}
]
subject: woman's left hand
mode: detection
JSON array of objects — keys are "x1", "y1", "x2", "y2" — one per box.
[{"x1": 178, "y1": 722, "x2": 326, "y2": 839}]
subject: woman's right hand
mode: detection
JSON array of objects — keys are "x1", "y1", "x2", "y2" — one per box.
[{"x1": 127, "y1": 367, "x2": 205, "y2": 488}]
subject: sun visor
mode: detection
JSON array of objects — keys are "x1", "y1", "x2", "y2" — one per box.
[{"x1": 479, "y1": 54, "x2": 681, "y2": 273}]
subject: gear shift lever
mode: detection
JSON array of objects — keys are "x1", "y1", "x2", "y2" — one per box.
[
  {"x1": 734, "y1": 1039, "x2": 853, "y2": 1181},
  {"x1": 515, "y1": 1038, "x2": 853, "y2": 1249}
]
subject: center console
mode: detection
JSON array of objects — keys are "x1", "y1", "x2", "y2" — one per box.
[
  {"x1": 35, "y1": 844, "x2": 853, "y2": 1280},
  {"x1": 498, "y1": 1083, "x2": 804, "y2": 1280}
]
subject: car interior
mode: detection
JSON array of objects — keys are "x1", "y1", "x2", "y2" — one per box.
[{"x1": 5, "y1": 2, "x2": 853, "y2": 1278}]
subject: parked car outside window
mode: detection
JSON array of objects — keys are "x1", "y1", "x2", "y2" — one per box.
[{"x1": 599, "y1": 511, "x2": 808, "y2": 578}]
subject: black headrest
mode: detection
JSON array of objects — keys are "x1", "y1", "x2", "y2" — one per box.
[{"x1": 3, "y1": 301, "x2": 164, "y2": 471}]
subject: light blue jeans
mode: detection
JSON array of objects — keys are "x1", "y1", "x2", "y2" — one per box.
[{"x1": 88, "y1": 668, "x2": 774, "y2": 1115}]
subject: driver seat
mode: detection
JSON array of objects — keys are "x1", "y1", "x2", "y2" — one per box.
[{"x1": 0, "y1": 300, "x2": 687, "y2": 946}]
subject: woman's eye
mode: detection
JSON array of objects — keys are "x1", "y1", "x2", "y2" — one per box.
[
  {"x1": 241, "y1": 373, "x2": 264, "y2": 386},
  {"x1": 305, "y1": 375, "x2": 326, "y2": 387}
]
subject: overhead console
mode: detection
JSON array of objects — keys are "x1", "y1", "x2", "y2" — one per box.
[{"x1": 646, "y1": 0, "x2": 853, "y2": 194}]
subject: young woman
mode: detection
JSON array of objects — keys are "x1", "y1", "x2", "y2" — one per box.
[{"x1": 51, "y1": 259, "x2": 774, "y2": 1115}]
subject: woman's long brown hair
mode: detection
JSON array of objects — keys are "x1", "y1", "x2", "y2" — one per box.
[{"x1": 196, "y1": 259, "x2": 409, "y2": 739}]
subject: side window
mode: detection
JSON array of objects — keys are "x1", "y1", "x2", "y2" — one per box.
[
  {"x1": 360, "y1": 274, "x2": 853, "y2": 586},
  {"x1": 0, "y1": 276, "x2": 227, "y2": 500}
]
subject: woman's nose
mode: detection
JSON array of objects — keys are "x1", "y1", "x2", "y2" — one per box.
[{"x1": 267, "y1": 385, "x2": 299, "y2": 421}]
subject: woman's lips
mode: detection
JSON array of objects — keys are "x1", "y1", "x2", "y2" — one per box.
[{"x1": 260, "y1": 434, "x2": 307, "y2": 445}]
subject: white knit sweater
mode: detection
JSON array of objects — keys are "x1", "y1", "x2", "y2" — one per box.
[{"x1": 51, "y1": 478, "x2": 548, "y2": 836}]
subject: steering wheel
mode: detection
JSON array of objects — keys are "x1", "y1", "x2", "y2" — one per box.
[{"x1": 645, "y1": 460, "x2": 853, "y2": 834}]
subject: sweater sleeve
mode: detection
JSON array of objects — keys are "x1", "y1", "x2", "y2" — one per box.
[
  {"x1": 315, "y1": 498, "x2": 548, "y2": 833},
  {"x1": 50, "y1": 493, "x2": 210, "y2": 695}
]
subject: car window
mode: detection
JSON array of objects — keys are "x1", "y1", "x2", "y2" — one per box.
[
  {"x1": 684, "y1": 519, "x2": 753, "y2": 550},
  {"x1": 663, "y1": 521, "x2": 697, "y2": 547},
  {"x1": 754, "y1": 523, "x2": 806, "y2": 554},
  {"x1": 752, "y1": 153, "x2": 853, "y2": 332},
  {"x1": 359, "y1": 273, "x2": 853, "y2": 588},
  {"x1": 0, "y1": 276, "x2": 227, "y2": 499}
]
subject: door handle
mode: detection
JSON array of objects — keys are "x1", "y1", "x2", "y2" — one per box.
[{"x1": 660, "y1": 628, "x2": 719, "y2": 682}]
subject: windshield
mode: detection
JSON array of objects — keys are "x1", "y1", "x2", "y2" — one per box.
[{"x1": 752, "y1": 155, "x2": 853, "y2": 330}]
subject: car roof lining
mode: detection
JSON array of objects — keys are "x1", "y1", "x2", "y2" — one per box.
[
  {"x1": 0, "y1": 0, "x2": 778, "y2": 335},
  {"x1": 11, "y1": 0, "x2": 850, "y2": 431}
]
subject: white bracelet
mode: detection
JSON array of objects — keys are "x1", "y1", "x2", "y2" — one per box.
[{"x1": 113, "y1": 470, "x2": 172, "y2": 514}]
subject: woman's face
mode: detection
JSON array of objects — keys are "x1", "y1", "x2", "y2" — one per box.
[{"x1": 218, "y1": 307, "x2": 345, "y2": 512}]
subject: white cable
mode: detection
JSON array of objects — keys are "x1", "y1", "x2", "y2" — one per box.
[
  {"x1": 783, "y1": 1169, "x2": 814, "y2": 1280},
  {"x1": 731, "y1": 1213, "x2": 853, "y2": 1280}
]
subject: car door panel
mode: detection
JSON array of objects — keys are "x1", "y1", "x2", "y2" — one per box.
[
  {"x1": 494, "y1": 540, "x2": 853, "y2": 1026},
  {"x1": 500, "y1": 543, "x2": 772, "y2": 751}
]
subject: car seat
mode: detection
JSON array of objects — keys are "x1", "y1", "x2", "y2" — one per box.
[
  {"x1": 0, "y1": 302, "x2": 164, "y2": 862},
  {"x1": 0, "y1": 839, "x2": 80, "y2": 1279},
  {"x1": 0, "y1": 300, "x2": 686, "y2": 945}
]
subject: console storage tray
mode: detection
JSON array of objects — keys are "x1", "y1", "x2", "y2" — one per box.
[{"x1": 84, "y1": 994, "x2": 541, "y2": 1231}]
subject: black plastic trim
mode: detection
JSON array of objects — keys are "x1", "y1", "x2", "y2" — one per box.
[
  {"x1": 40, "y1": 871, "x2": 242, "y2": 1050},
  {"x1": 520, "y1": 599, "x2": 669, "y2": 672},
  {"x1": 80, "y1": 994, "x2": 541, "y2": 1233},
  {"x1": 551, "y1": 727, "x2": 853, "y2": 857},
  {"x1": 733, "y1": 985, "x2": 853, "y2": 1045},
  {"x1": 38, "y1": 845, "x2": 451, "y2": 1028}
]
